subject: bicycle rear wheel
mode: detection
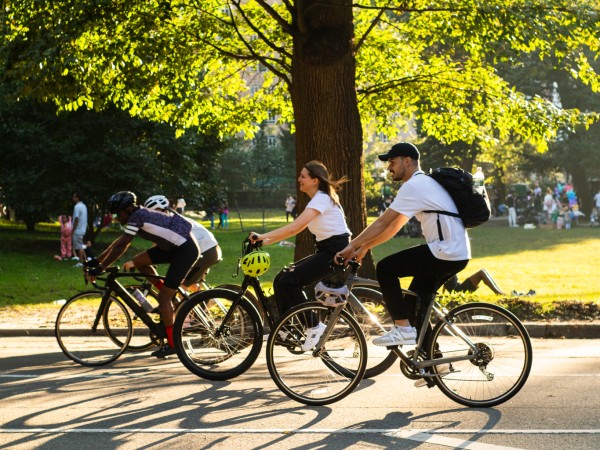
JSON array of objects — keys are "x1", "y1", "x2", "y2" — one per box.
[
  {"x1": 428, "y1": 302, "x2": 532, "y2": 407},
  {"x1": 266, "y1": 302, "x2": 367, "y2": 406},
  {"x1": 348, "y1": 287, "x2": 397, "y2": 378},
  {"x1": 55, "y1": 291, "x2": 132, "y2": 366},
  {"x1": 173, "y1": 288, "x2": 263, "y2": 381}
]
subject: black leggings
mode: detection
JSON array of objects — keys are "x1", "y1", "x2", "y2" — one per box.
[
  {"x1": 273, "y1": 234, "x2": 350, "y2": 314},
  {"x1": 376, "y1": 244, "x2": 468, "y2": 323}
]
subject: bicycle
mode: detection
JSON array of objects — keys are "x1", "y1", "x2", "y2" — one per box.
[
  {"x1": 266, "y1": 261, "x2": 533, "y2": 406},
  {"x1": 55, "y1": 267, "x2": 248, "y2": 366},
  {"x1": 171, "y1": 240, "x2": 393, "y2": 384},
  {"x1": 110, "y1": 268, "x2": 260, "y2": 353},
  {"x1": 55, "y1": 267, "x2": 169, "y2": 366}
]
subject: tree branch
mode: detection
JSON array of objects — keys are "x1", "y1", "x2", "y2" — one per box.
[
  {"x1": 231, "y1": 0, "x2": 292, "y2": 59},
  {"x1": 254, "y1": 0, "x2": 295, "y2": 35},
  {"x1": 354, "y1": 1, "x2": 396, "y2": 54}
]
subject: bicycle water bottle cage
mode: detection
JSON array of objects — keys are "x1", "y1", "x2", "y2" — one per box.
[{"x1": 314, "y1": 281, "x2": 349, "y2": 307}]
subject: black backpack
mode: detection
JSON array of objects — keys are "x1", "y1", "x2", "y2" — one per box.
[{"x1": 424, "y1": 168, "x2": 491, "y2": 232}]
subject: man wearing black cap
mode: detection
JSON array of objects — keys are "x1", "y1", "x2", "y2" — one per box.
[{"x1": 337, "y1": 142, "x2": 470, "y2": 347}]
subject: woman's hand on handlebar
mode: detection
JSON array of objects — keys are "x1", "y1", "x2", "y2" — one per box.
[{"x1": 249, "y1": 232, "x2": 263, "y2": 243}]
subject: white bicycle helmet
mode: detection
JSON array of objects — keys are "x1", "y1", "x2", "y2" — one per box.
[
  {"x1": 314, "y1": 281, "x2": 349, "y2": 307},
  {"x1": 144, "y1": 195, "x2": 170, "y2": 211}
]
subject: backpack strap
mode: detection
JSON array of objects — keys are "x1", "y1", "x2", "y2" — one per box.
[{"x1": 422, "y1": 210, "x2": 463, "y2": 241}]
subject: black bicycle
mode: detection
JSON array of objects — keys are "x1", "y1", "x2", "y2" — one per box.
[
  {"x1": 55, "y1": 268, "x2": 169, "y2": 366},
  {"x1": 172, "y1": 240, "x2": 397, "y2": 387}
]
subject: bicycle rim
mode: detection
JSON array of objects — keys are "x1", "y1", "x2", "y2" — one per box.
[
  {"x1": 55, "y1": 291, "x2": 131, "y2": 366},
  {"x1": 349, "y1": 288, "x2": 397, "y2": 378},
  {"x1": 173, "y1": 289, "x2": 263, "y2": 381},
  {"x1": 266, "y1": 303, "x2": 367, "y2": 406},
  {"x1": 429, "y1": 302, "x2": 532, "y2": 407}
]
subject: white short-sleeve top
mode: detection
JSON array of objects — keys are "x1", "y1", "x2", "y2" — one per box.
[
  {"x1": 389, "y1": 171, "x2": 471, "y2": 261},
  {"x1": 305, "y1": 191, "x2": 351, "y2": 242}
]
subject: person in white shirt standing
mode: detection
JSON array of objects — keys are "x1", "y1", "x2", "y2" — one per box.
[
  {"x1": 71, "y1": 192, "x2": 88, "y2": 268},
  {"x1": 250, "y1": 160, "x2": 351, "y2": 351},
  {"x1": 337, "y1": 142, "x2": 470, "y2": 347}
]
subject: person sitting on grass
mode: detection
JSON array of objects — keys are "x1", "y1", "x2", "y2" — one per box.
[{"x1": 442, "y1": 269, "x2": 505, "y2": 295}]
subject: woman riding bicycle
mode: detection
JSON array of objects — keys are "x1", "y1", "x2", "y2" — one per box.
[
  {"x1": 87, "y1": 191, "x2": 200, "y2": 358},
  {"x1": 250, "y1": 160, "x2": 351, "y2": 351}
]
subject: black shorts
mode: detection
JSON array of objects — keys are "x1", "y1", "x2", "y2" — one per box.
[
  {"x1": 184, "y1": 245, "x2": 222, "y2": 285},
  {"x1": 146, "y1": 239, "x2": 200, "y2": 289}
]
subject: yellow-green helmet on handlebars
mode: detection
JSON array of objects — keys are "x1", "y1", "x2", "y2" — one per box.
[{"x1": 240, "y1": 250, "x2": 271, "y2": 277}]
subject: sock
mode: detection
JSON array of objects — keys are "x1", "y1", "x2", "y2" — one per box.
[
  {"x1": 166, "y1": 325, "x2": 174, "y2": 348},
  {"x1": 152, "y1": 279, "x2": 165, "y2": 290},
  {"x1": 398, "y1": 326, "x2": 415, "y2": 333}
]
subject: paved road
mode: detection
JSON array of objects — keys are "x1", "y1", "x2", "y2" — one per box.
[{"x1": 0, "y1": 337, "x2": 598, "y2": 449}]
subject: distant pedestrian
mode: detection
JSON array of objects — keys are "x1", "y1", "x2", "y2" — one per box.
[
  {"x1": 220, "y1": 203, "x2": 229, "y2": 230},
  {"x1": 71, "y1": 193, "x2": 88, "y2": 267},
  {"x1": 543, "y1": 188, "x2": 554, "y2": 222},
  {"x1": 54, "y1": 214, "x2": 73, "y2": 261},
  {"x1": 506, "y1": 190, "x2": 517, "y2": 227},
  {"x1": 176, "y1": 196, "x2": 186, "y2": 214},
  {"x1": 285, "y1": 194, "x2": 294, "y2": 222}
]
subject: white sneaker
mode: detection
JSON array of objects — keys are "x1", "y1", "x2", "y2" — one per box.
[
  {"x1": 372, "y1": 326, "x2": 417, "y2": 346},
  {"x1": 301, "y1": 322, "x2": 327, "y2": 351},
  {"x1": 414, "y1": 364, "x2": 452, "y2": 388}
]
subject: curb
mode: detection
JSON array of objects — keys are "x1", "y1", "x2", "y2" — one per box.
[{"x1": 1, "y1": 322, "x2": 599, "y2": 339}]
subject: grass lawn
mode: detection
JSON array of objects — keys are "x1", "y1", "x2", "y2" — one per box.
[{"x1": 1, "y1": 211, "x2": 598, "y2": 317}]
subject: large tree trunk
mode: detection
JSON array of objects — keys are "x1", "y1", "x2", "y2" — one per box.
[{"x1": 290, "y1": 0, "x2": 374, "y2": 277}]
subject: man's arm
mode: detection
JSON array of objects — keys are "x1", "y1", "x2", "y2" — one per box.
[
  {"x1": 337, "y1": 208, "x2": 409, "y2": 261},
  {"x1": 97, "y1": 234, "x2": 134, "y2": 269}
]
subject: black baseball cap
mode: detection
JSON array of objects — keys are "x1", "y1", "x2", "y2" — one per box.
[{"x1": 378, "y1": 142, "x2": 420, "y2": 161}]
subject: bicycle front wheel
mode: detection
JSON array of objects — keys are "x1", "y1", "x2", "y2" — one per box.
[
  {"x1": 428, "y1": 302, "x2": 532, "y2": 407},
  {"x1": 173, "y1": 288, "x2": 263, "y2": 381},
  {"x1": 348, "y1": 287, "x2": 397, "y2": 378},
  {"x1": 266, "y1": 303, "x2": 367, "y2": 406},
  {"x1": 55, "y1": 291, "x2": 132, "y2": 366}
]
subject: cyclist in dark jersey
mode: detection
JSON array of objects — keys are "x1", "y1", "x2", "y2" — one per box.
[{"x1": 87, "y1": 191, "x2": 200, "y2": 358}]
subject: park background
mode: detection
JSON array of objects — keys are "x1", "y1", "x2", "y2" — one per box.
[
  {"x1": 1, "y1": 210, "x2": 598, "y2": 325},
  {"x1": 1, "y1": 3, "x2": 599, "y2": 321}
]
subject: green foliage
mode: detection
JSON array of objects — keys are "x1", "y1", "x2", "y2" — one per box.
[
  {"x1": 2, "y1": 1, "x2": 599, "y2": 148},
  {"x1": 0, "y1": 84, "x2": 225, "y2": 232}
]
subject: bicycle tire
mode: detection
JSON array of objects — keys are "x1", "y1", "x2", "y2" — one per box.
[
  {"x1": 173, "y1": 288, "x2": 263, "y2": 381},
  {"x1": 428, "y1": 302, "x2": 532, "y2": 407},
  {"x1": 348, "y1": 287, "x2": 397, "y2": 378},
  {"x1": 105, "y1": 285, "x2": 161, "y2": 352},
  {"x1": 55, "y1": 291, "x2": 132, "y2": 366},
  {"x1": 266, "y1": 302, "x2": 367, "y2": 406}
]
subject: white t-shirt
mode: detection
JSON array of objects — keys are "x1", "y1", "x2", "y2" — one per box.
[
  {"x1": 594, "y1": 192, "x2": 600, "y2": 208},
  {"x1": 190, "y1": 221, "x2": 218, "y2": 253},
  {"x1": 543, "y1": 193, "x2": 554, "y2": 211},
  {"x1": 72, "y1": 201, "x2": 88, "y2": 235},
  {"x1": 389, "y1": 171, "x2": 471, "y2": 261},
  {"x1": 306, "y1": 191, "x2": 351, "y2": 242}
]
